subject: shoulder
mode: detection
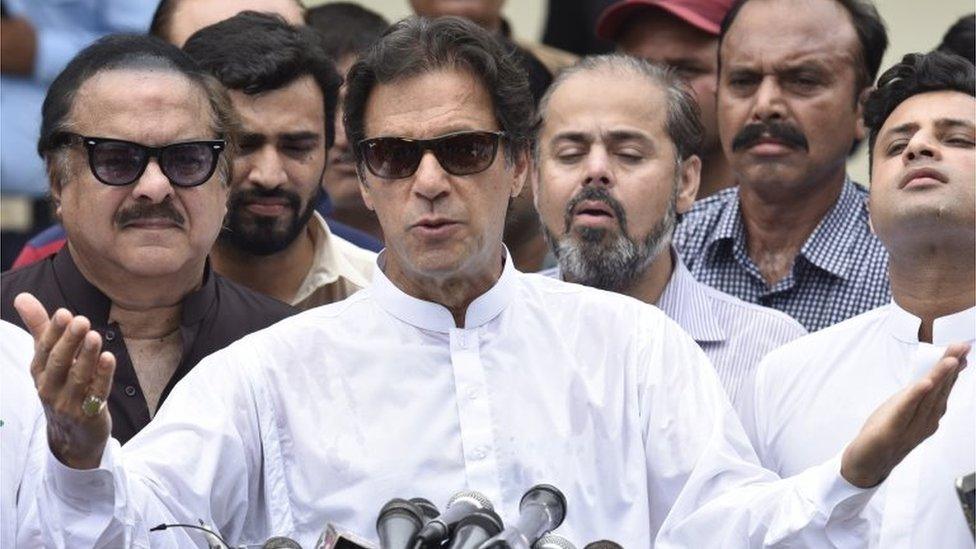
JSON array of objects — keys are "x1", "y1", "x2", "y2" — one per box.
[
  {"x1": 331, "y1": 233, "x2": 378, "y2": 275},
  {"x1": 674, "y1": 187, "x2": 738, "y2": 247},
  {"x1": 0, "y1": 319, "x2": 34, "y2": 371},
  {"x1": 212, "y1": 273, "x2": 296, "y2": 328},
  {"x1": 700, "y1": 282, "x2": 807, "y2": 337},
  {"x1": 1, "y1": 256, "x2": 57, "y2": 326}
]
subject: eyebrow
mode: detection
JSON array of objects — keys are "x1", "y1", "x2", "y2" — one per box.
[
  {"x1": 550, "y1": 129, "x2": 652, "y2": 144},
  {"x1": 278, "y1": 131, "x2": 321, "y2": 142}
]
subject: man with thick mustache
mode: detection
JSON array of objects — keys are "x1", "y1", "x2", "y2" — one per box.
[
  {"x1": 0, "y1": 35, "x2": 293, "y2": 444},
  {"x1": 183, "y1": 13, "x2": 376, "y2": 310},
  {"x1": 674, "y1": 0, "x2": 892, "y2": 332},
  {"x1": 15, "y1": 18, "x2": 970, "y2": 548},
  {"x1": 534, "y1": 55, "x2": 806, "y2": 413}
]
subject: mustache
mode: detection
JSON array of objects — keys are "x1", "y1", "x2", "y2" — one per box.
[
  {"x1": 731, "y1": 121, "x2": 809, "y2": 152},
  {"x1": 563, "y1": 186, "x2": 628, "y2": 232},
  {"x1": 229, "y1": 187, "x2": 301, "y2": 214},
  {"x1": 114, "y1": 200, "x2": 185, "y2": 227}
]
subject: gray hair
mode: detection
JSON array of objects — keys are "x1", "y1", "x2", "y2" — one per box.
[{"x1": 534, "y1": 54, "x2": 704, "y2": 163}]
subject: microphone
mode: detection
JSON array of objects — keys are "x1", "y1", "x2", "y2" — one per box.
[
  {"x1": 445, "y1": 509, "x2": 503, "y2": 549},
  {"x1": 262, "y1": 537, "x2": 303, "y2": 548},
  {"x1": 410, "y1": 498, "x2": 440, "y2": 523},
  {"x1": 150, "y1": 522, "x2": 231, "y2": 549},
  {"x1": 481, "y1": 484, "x2": 567, "y2": 549},
  {"x1": 376, "y1": 498, "x2": 425, "y2": 549},
  {"x1": 413, "y1": 490, "x2": 494, "y2": 547},
  {"x1": 582, "y1": 542, "x2": 622, "y2": 549},
  {"x1": 533, "y1": 534, "x2": 576, "y2": 549}
]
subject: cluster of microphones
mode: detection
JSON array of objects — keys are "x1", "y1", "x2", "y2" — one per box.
[{"x1": 151, "y1": 484, "x2": 623, "y2": 548}]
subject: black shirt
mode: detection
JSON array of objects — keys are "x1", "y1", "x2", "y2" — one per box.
[{"x1": 1, "y1": 248, "x2": 295, "y2": 444}]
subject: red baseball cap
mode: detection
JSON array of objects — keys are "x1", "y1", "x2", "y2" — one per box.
[{"x1": 596, "y1": 0, "x2": 734, "y2": 41}]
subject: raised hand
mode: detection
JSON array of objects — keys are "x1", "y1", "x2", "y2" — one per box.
[
  {"x1": 14, "y1": 292, "x2": 116, "y2": 470},
  {"x1": 841, "y1": 343, "x2": 970, "y2": 488}
]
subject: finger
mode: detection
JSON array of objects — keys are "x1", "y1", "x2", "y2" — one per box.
[
  {"x1": 43, "y1": 315, "x2": 91, "y2": 391},
  {"x1": 30, "y1": 308, "x2": 72, "y2": 381},
  {"x1": 942, "y1": 342, "x2": 971, "y2": 361},
  {"x1": 912, "y1": 357, "x2": 960, "y2": 426},
  {"x1": 90, "y1": 351, "x2": 116, "y2": 403},
  {"x1": 64, "y1": 330, "x2": 103, "y2": 403},
  {"x1": 13, "y1": 292, "x2": 50, "y2": 340}
]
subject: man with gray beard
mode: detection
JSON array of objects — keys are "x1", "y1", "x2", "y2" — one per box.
[{"x1": 535, "y1": 55, "x2": 806, "y2": 412}]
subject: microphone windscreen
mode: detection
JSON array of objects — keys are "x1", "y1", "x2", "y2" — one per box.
[
  {"x1": 533, "y1": 534, "x2": 577, "y2": 549},
  {"x1": 582, "y1": 541, "x2": 623, "y2": 549},
  {"x1": 263, "y1": 536, "x2": 303, "y2": 549}
]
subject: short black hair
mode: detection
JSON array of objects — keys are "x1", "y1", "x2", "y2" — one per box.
[
  {"x1": 719, "y1": 0, "x2": 888, "y2": 93},
  {"x1": 148, "y1": 0, "x2": 305, "y2": 43},
  {"x1": 864, "y1": 51, "x2": 975, "y2": 167},
  {"x1": 344, "y1": 16, "x2": 534, "y2": 170},
  {"x1": 182, "y1": 11, "x2": 342, "y2": 149},
  {"x1": 37, "y1": 34, "x2": 238, "y2": 190},
  {"x1": 937, "y1": 14, "x2": 975, "y2": 65},
  {"x1": 306, "y1": 2, "x2": 389, "y2": 63}
]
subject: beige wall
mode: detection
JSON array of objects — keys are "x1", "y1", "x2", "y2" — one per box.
[{"x1": 308, "y1": 1, "x2": 973, "y2": 183}]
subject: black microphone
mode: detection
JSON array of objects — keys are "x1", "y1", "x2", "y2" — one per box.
[
  {"x1": 376, "y1": 498, "x2": 425, "y2": 549},
  {"x1": 262, "y1": 536, "x2": 303, "y2": 548},
  {"x1": 409, "y1": 498, "x2": 440, "y2": 523},
  {"x1": 481, "y1": 484, "x2": 566, "y2": 549},
  {"x1": 533, "y1": 534, "x2": 577, "y2": 549},
  {"x1": 445, "y1": 509, "x2": 504, "y2": 549},
  {"x1": 413, "y1": 490, "x2": 494, "y2": 547}
]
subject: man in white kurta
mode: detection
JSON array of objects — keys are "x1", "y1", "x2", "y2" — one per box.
[{"x1": 742, "y1": 51, "x2": 976, "y2": 547}]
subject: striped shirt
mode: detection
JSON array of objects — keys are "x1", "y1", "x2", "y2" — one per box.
[
  {"x1": 543, "y1": 251, "x2": 807, "y2": 414},
  {"x1": 673, "y1": 178, "x2": 891, "y2": 332}
]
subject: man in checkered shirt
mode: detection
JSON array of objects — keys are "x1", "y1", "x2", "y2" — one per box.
[{"x1": 673, "y1": 0, "x2": 891, "y2": 332}]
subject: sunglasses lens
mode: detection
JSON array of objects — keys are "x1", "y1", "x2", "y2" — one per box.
[
  {"x1": 161, "y1": 143, "x2": 216, "y2": 187},
  {"x1": 362, "y1": 138, "x2": 421, "y2": 179},
  {"x1": 434, "y1": 132, "x2": 499, "y2": 176},
  {"x1": 91, "y1": 142, "x2": 145, "y2": 185}
]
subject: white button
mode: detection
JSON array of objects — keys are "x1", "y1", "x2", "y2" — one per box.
[
  {"x1": 458, "y1": 333, "x2": 467, "y2": 349},
  {"x1": 467, "y1": 388, "x2": 478, "y2": 400},
  {"x1": 471, "y1": 446, "x2": 489, "y2": 460}
]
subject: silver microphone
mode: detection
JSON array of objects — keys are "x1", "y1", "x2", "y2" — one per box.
[
  {"x1": 480, "y1": 484, "x2": 567, "y2": 549},
  {"x1": 532, "y1": 534, "x2": 577, "y2": 549},
  {"x1": 414, "y1": 490, "x2": 494, "y2": 547}
]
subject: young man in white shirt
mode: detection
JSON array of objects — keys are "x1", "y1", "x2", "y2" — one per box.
[
  {"x1": 14, "y1": 19, "x2": 969, "y2": 548},
  {"x1": 743, "y1": 51, "x2": 975, "y2": 547}
]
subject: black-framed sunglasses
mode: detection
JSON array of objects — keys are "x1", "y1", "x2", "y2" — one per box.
[
  {"x1": 358, "y1": 130, "x2": 505, "y2": 180},
  {"x1": 57, "y1": 133, "x2": 226, "y2": 187}
]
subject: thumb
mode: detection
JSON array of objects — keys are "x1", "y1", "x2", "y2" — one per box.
[{"x1": 13, "y1": 292, "x2": 50, "y2": 340}]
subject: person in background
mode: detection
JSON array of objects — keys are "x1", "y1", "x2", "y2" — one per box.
[
  {"x1": 1, "y1": 35, "x2": 294, "y2": 445},
  {"x1": 0, "y1": 0, "x2": 156, "y2": 270},
  {"x1": 534, "y1": 54, "x2": 806, "y2": 415},
  {"x1": 186, "y1": 12, "x2": 376, "y2": 309},
  {"x1": 674, "y1": 0, "x2": 891, "y2": 332},
  {"x1": 936, "y1": 13, "x2": 975, "y2": 65},
  {"x1": 542, "y1": 0, "x2": 615, "y2": 57},
  {"x1": 742, "y1": 51, "x2": 975, "y2": 547},
  {"x1": 596, "y1": 0, "x2": 734, "y2": 199},
  {"x1": 17, "y1": 17, "x2": 969, "y2": 548},
  {"x1": 308, "y1": 2, "x2": 390, "y2": 243}
]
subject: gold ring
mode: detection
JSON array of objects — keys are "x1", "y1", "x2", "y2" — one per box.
[{"x1": 81, "y1": 394, "x2": 106, "y2": 417}]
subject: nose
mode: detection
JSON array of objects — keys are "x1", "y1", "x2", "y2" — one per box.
[
  {"x1": 903, "y1": 131, "x2": 940, "y2": 163},
  {"x1": 130, "y1": 159, "x2": 175, "y2": 203},
  {"x1": 582, "y1": 145, "x2": 613, "y2": 188},
  {"x1": 246, "y1": 145, "x2": 289, "y2": 189},
  {"x1": 751, "y1": 77, "x2": 786, "y2": 123},
  {"x1": 412, "y1": 150, "x2": 451, "y2": 203}
]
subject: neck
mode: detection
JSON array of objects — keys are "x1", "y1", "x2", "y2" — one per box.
[
  {"x1": 109, "y1": 301, "x2": 181, "y2": 339},
  {"x1": 68, "y1": 242, "x2": 203, "y2": 314},
  {"x1": 697, "y1": 147, "x2": 734, "y2": 199},
  {"x1": 330, "y1": 207, "x2": 384, "y2": 241},
  {"x1": 739, "y1": 169, "x2": 845, "y2": 284},
  {"x1": 889, "y1": 240, "x2": 976, "y2": 343},
  {"x1": 384, "y1": 246, "x2": 505, "y2": 328},
  {"x1": 507, "y1": 230, "x2": 549, "y2": 273},
  {"x1": 211, "y1": 226, "x2": 316, "y2": 305},
  {"x1": 623, "y1": 246, "x2": 675, "y2": 305}
]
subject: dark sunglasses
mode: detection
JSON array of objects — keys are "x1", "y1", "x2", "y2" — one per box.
[
  {"x1": 358, "y1": 130, "x2": 505, "y2": 179},
  {"x1": 57, "y1": 133, "x2": 225, "y2": 187}
]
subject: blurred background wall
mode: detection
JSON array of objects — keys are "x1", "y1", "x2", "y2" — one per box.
[{"x1": 308, "y1": 0, "x2": 974, "y2": 184}]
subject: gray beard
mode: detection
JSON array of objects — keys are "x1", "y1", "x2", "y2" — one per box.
[{"x1": 547, "y1": 194, "x2": 677, "y2": 294}]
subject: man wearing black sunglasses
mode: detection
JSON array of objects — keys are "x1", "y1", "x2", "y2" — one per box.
[
  {"x1": 0, "y1": 35, "x2": 293, "y2": 446},
  {"x1": 20, "y1": 17, "x2": 968, "y2": 548}
]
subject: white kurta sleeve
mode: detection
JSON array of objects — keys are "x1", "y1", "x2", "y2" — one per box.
[
  {"x1": 31, "y1": 342, "x2": 275, "y2": 548},
  {"x1": 641, "y1": 314, "x2": 875, "y2": 547}
]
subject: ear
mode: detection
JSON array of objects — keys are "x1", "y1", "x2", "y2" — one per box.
[
  {"x1": 854, "y1": 87, "x2": 871, "y2": 142},
  {"x1": 46, "y1": 157, "x2": 65, "y2": 218},
  {"x1": 509, "y1": 148, "x2": 529, "y2": 199},
  {"x1": 357, "y1": 166, "x2": 375, "y2": 211},
  {"x1": 865, "y1": 192, "x2": 876, "y2": 236},
  {"x1": 675, "y1": 155, "x2": 702, "y2": 214}
]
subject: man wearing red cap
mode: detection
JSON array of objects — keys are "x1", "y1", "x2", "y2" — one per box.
[{"x1": 596, "y1": 0, "x2": 733, "y2": 198}]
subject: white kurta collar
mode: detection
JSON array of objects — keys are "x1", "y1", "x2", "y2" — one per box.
[
  {"x1": 369, "y1": 247, "x2": 518, "y2": 332},
  {"x1": 885, "y1": 301, "x2": 976, "y2": 345}
]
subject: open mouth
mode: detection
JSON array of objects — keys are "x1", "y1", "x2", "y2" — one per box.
[{"x1": 573, "y1": 200, "x2": 617, "y2": 221}]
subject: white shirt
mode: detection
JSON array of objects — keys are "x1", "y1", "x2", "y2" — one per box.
[
  {"x1": 292, "y1": 212, "x2": 376, "y2": 310},
  {"x1": 32, "y1": 255, "x2": 874, "y2": 548},
  {"x1": 544, "y1": 252, "x2": 807, "y2": 414},
  {"x1": 743, "y1": 303, "x2": 976, "y2": 548},
  {"x1": 0, "y1": 320, "x2": 44, "y2": 548}
]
